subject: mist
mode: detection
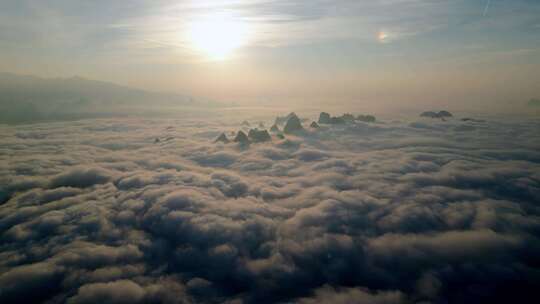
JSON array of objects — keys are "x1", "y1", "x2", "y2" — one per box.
[{"x1": 1, "y1": 1, "x2": 540, "y2": 304}]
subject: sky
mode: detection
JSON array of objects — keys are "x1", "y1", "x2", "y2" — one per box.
[
  {"x1": 1, "y1": 0, "x2": 540, "y2": 108},
  {"x1": 1, "y1": 2, "x2": 540, "y2": 302}
]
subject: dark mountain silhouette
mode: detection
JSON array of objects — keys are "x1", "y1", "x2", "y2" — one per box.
[
  {"x1": 0, "y1": 72, "x2": 219, "y2": 124},
  {"x1": 283, "y1": 113, "x2": 304, "y2": 134}
]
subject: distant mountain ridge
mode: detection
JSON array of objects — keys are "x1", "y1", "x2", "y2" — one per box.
[
  {"x1": 0, "y1": 72, "x2": 219, "y2": 124},
  {"x1": 529, "y1": 98, "x2": 540, "y2": 107}
]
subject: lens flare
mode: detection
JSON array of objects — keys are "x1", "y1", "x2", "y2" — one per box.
[{"x1": 377, "y1": 31, "x2": 389, "y2": 43}]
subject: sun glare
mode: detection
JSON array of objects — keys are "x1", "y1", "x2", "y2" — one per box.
[{"x1": 188, "y1": 12, "x2": 250, "y2": 60}]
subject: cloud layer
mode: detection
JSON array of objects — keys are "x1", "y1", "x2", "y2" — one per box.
[{"x1": 1, "y1": 112, "x2": 540, "y2": 303}]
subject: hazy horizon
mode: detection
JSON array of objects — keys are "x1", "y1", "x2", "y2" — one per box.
[
  {"x1": 1, "y1": 71, "x2": 539, "y2": 118},
  {"x1": 1, "y1": 2, "x2": 540, "y2": 304}
]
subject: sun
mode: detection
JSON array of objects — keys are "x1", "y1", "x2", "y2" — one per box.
[{"x1": 188, "y1": 12, "x2": 250, "y2": 60}]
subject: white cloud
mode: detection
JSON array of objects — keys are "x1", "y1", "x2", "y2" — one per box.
[{"x1": 1, "y1": 111, "x2": 539, "y2": 303}]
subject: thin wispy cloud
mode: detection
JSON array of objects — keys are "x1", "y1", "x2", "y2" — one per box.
[
  {"x1": 4, "y1": 0, "x2": 535, "y2": 56},
  {"x1": 483, "y1": 0, "x2": 491, "y2": 17},
  {"x1": 0, "y1": 0, "x2": 539, "y2": 105},
  {"x1": 1, "y1": 1, "x2": 540, "y2": 302}
]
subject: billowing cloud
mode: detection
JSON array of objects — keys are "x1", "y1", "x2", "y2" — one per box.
[
  {"x1": 298, "y1": 285, "x2": 405, "y2": 304},
  {"x1": 68, "y1": 280, "x2": 146, "y2": 304},
  {"x1": 1, "y1": 112, "x2": 539, "y2": 303}
]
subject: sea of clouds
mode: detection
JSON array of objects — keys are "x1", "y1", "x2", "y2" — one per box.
[{"x1": 1, "y1": 110, "x2": 539, "y2": 304}]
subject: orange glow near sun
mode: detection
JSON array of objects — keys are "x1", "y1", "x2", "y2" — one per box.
[{"x1": 378, "y1": 31, "x2": 389, "y2": 43}]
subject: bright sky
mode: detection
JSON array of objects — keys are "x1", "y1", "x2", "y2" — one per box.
[{"x1": 1, "y1": 0, "x2": 539, "y2": 108}]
